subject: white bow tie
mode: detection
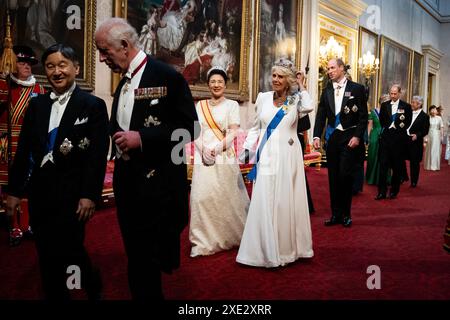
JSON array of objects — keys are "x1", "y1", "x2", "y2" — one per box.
[
  {"x1": 50, "y1": 91, "x2": 71, "y2": 104},
  {"x1": 333, "y1": 82, "x2": 343, "y2": 90}
]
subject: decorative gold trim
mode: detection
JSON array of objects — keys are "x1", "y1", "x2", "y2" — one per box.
[
  {"x1": 111, "y1": 0, "x2": 126, "y2": 95},
  {"x1": 252, "y1": 0, "x2": 303, "y2": 102},
  {"x1": 378, "y1": 35, "x2": 413, "y2": 102},
  {"x1": 411, "y1": 51, "x2": 424, "y2": 98},
  {"x1": 252, "y1": 0, "x2": 261, "y2": 102},
  {"x1": 318, "y1": 15, "x2": 358, "y2": 80},
  {"x1": 114, "y1": 0, "x2": 126, "y2": 17},
  {"x1": 112, "y1": 0, "x2": 250, "y2": 101}
]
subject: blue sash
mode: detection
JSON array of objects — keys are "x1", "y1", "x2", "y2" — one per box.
[
  {"x1": 391, "y1": 112, "x2": 397, "y2": 122},
  {"x1": 325, "y1": 113, "x2": 341, "y2": 142},
  {"x1": 45, "y1": 128, "x2": 58, "y2": 154},
  {"x1": 247, "y1": 107, "x2": 287, "y2": 181}
]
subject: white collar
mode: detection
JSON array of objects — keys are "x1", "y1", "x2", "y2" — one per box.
[
  {"x1": 333, "y1": 78, "x2": 347, "y2": 89},
  {"x1": 10, "y1": 74, "x2": 36, "y2": 87},
  {"x1": 412, "y1": 109, "x2": 421, "y2": 114},
  {"x1": 124, "y1": 50, "x2": 147, "y2": 79},
  {"x1": 391, "y1": 100, "x2": 399, "y2": 106},
  {"x1": 50, "y1": 82, "x2": 77, "y2": 104}
]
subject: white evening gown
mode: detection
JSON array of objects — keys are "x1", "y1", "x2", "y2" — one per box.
[
  {"x1": 189, "y1": 99, "x2": 250, "y2": 257},
  {"x1": 157, "y1": 10, "x2": 186, "y2": 51},
  {"x1": 424, "y1": 116, "x2": 443, "y2": 171},
  {"x1": 236, "y1": 91, "x2": 314, "y2": 268}
]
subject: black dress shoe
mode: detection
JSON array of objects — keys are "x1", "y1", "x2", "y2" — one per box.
[
  {"x1": 389, "y1": 192, "x2": 398, "y2": 199},
  {"x1": 9, "y1": 228, "x2": 23, "y2": 247},
  {"x1": 374, "y1": 193, "x2": 386, "y2": 200},
  {"x1": 410, "y1": 183, "x2": 417, "y2": 188},
  {"x1": 324, "y1": 216, "x2": 342, "y2": 226},
  {"x1": 342, "y1": 217, "x2": 352, "y2": 227}
]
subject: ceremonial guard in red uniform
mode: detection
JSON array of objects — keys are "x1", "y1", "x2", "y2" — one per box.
[{"x1": 0, "y1": 45, "x2": 45, "y2": 245}]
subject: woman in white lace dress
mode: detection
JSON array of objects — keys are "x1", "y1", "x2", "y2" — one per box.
[
  {"x1": 424, "y1": 105, "x2": 444, "y2": 171},
  {"x1": 236, "y1": 59, "x2": 314, "y2": 267},
  {"x1": 189, "y1": 67, "x2": 250, "y2": 257}
]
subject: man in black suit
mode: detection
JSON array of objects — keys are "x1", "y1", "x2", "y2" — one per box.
[
  {"x1": 6, "y1": 44, "x2": 109, "y2": 299},
  {"x1": 95, "y1": 18, "x2": 198, "y2": 300},
  {"x1": 375, "y1": 84, "x2": 412, "y2": 200},
  {"x1": 406, "y1": 96, "x2": 429, "y2": 187},
  {"x1": 313, "y1": 59, "x2": 367, "y2": 227}
]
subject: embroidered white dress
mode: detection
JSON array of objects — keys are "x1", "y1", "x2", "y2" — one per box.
[
  {"x1": 189, "y1": 99, "x2": 250, "y2": 257},
  {"x1": 236, "y1": 91, "x2": 314, "y2": 267}
]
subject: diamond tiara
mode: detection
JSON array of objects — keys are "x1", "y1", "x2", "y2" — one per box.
[{"x1": 273, "y1": 58, "x2": 297, "y2": 74}]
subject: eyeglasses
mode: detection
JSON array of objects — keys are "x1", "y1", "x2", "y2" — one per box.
[{"x1": 209, "y1": 80, "x2": 225, "y2": 85}]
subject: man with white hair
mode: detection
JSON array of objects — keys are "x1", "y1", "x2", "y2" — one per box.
[
  {"x1": 406, "y1": 96, "x2": 429, "y2": 187},
  {"x1": 95, "y1": 18, "x2": 198, "y2": 300}
]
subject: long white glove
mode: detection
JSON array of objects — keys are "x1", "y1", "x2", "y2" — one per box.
[{"x1": 296, "y1": 90, "x2": 314, "y2": 117}]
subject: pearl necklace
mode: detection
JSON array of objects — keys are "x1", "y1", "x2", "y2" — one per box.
[{"x1": 209, "y1": 98, "x2": 224, "y2": 106}]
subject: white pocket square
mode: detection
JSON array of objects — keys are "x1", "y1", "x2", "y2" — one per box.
[
  {"x1": 150, "y1": 99, "x2": 159, "y2": 106},
  {"x1": 74, "y1": 117, "x2": 88, "y2": 125}
]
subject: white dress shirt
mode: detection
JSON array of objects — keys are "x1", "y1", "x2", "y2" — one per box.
[
  {"x1": 116, "y1": 50, "x2": 147, "y2": 158},
  {"x1": 333, "y1": 78, "x2": 347, "y2": 117},
  {"x1": 117, "y1": 50, "x2": 147, "y2": 131},
  {"x1": 41, "y1": 82, "x2": 77, "y2": 167},
  {"x1": 389, "y1": 100, "x2": 400, "y2": 129},
  {"x1": 407, "y1": 109, "x2": 422, "y2": 135},
  {"x1": 333, "y1": 78, "x2": 347, "y2": 131},
  {"x1": 313, "y1": 78, "x2": 347, "y2": 140}
]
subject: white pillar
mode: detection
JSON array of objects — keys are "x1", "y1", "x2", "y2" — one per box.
[
  {"x1": 422, "y1": 45, "x2": 444, "y2": 111},
  {"x1": 306, "y1": 0, "x2": 320, "y2": 144}
]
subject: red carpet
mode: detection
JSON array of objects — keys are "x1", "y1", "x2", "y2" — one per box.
[{"x1": 1, "y1": 157, "x2": 449, "y2": 300}]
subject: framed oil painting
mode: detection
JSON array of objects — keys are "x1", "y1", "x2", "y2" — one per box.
[
  {"x1": 113, "y1": 0, "x2": 250, "y2": 101},
  {"x1": 0, "y1": 0, "x2": 96, "y2": 91},
  {"x1": 357, "y1": 26, "x2": 379, "y2": 109},
  {"x1": 411, "y1": 51, "x2": 423, "y2": 98},
  {"x1": 379, "y1": 36, "x2": 412, "y2": 102},
  {"x1": 252, "y1": 0, "x2": 302, "y2": 101}
]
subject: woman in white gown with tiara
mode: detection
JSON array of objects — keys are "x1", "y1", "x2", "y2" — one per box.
[
  {"x1": 236, "y1": 59, "x2": 314, "y2": 267},
  {"x1": 189, "y1": 67, "x2": 250, "y2": 257}
]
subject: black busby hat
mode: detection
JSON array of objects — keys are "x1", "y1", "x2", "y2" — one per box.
[{"x1": 13, "y1": 45, "x2": 38, "y2": 65}]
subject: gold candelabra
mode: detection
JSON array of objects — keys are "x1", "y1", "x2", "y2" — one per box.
[
  {"x1": 318, "y1": 36, "x2": 345, "y2": 72},
  {"x1": 358, "y1": 50, "x2": 379, "y2": 84}
]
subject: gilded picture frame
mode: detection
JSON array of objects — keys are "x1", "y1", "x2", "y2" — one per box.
[
  {"x1": 378, "y1": 36, "x2": 413, "y2": 102},
  {"x1": 411, "y1": 51, "x2": 424, "y2": 98},
  {"x1": 112, "y1": 0, "x2": 250, "y2": 101},
  {"x1": 357, "y1": 26, "x2": 379, "y2": 109},
  {"x1": 252, "y1": 0, "x2": 302, "y2": 101},
  {"x1": 0, "y1": 1, "x2": 96, "y2": 91}
]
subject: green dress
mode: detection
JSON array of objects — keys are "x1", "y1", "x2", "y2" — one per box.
[{"x1": 366, "y1": 109, "x2": 384, "y2": 185}]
